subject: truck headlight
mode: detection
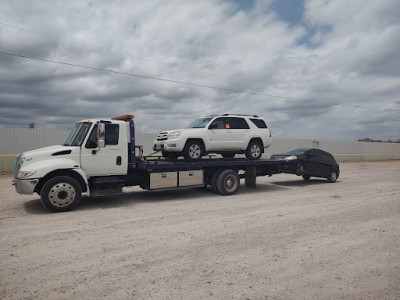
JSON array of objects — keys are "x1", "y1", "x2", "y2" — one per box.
[
  {"x1": 168, "y1": 131, "x2": 181, "y2": 139},
  {"x1": 17, "y1": 171, "x2": 36, "y2": 178}
]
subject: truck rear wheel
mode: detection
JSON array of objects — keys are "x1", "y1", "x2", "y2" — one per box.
[
  {"x1": 211, "y1": 169, "x2": 223, "y2": 193},
  {"x1": 40, "y1": 176, "x2": 82, "y2": 212},
  {"x1": 215, "y1": 169, "x2": 240, "y2": 195}
]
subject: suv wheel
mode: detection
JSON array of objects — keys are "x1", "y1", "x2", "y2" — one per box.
[
  {"x1": 183, "y1": 140, "x2": 204, "y2": 160},
  {"x1": 246, "y1": 140, "x2": 262, "y2": 160}
]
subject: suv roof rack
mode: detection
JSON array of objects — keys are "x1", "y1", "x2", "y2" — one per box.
[
  {"x1": 222, "y1": 114, "x2": 259, "y2": 117},
  {"x1": 205, "y1": 114, "x2": 260, "y2": 118}
]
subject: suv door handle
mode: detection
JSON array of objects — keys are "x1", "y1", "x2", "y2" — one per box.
[{"x1": 116, "y1": 156, "x2": 122, "y2": 165}]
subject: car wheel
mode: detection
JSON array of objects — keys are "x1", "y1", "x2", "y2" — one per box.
[
  {"x1": 296, "y1": 162, "x2": 304, "y2": 175},
  {"x1": 245, "y1": 140, "x2": 262, "y2": 160},
  {"x1": 327, "y1": 170, "x2": 338, "y2": 183},
  {"x1": 215, "y1": 169, "x2": 240, "y2": 195},
  {"x1": 302, "y1": 174, "x2": 310, "y2": 181},
  {"x1": 222, "y1": 153, "x2": 235, "y2": 159},
  {"x1": 183, "y1": 140, "x2": 204, "y2": 160},
  {"x1": 40, "y1": 176, "x2": 82, "y2": 212}
]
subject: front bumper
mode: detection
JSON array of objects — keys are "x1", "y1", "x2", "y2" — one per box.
[
  {"x1": 13, "y1": 178, "x2": 39, "y2": 195},
  {"x1": 153, "y1": 139, "x2": 185, "y2": 152}
]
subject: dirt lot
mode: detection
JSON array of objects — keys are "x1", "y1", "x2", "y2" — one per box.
[{"x1": 0, "y1": 161, "x2": 399, "y2": 300}]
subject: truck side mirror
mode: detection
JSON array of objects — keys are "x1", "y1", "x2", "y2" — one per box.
[{"x1": 97, "y1": 123, "x2": 105, "y2": 148}]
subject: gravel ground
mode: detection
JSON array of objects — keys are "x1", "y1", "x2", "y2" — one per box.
[{"x1": 0, "y1": 161, "x2": 399, "y2": 300}]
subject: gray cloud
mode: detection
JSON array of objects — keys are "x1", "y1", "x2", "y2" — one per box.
[{"x1": 0, "y1": 0, "x2": 399, "y2": 140}]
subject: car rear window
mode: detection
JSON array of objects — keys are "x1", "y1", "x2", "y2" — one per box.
[{"x1": 250, "y1": 118, "x2": 268, "y2": 128}]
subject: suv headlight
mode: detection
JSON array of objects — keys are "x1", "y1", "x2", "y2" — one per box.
[
  {"x1": 17, "y1": 171, "x2": 36, "y2": 178},
  {"x1": 168, "y1": 131, "x2": 181, "y2": 139}
]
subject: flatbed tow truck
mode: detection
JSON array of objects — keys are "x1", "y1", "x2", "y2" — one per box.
[{"x1": 13, "y1": 115, "x2": 286, "y2": 212}]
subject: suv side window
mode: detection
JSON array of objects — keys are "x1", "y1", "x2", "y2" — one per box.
[
  {"x1": 250, "y1": 118, "x2": 268, "y2": 128},
  {"x1": 85, "y1": 124, "x2": 120, "y2": 148},
  {"x1": 209, "y1": 117, "x2": 230, "y2": 129},
  {"x1": 229, "y1": 117, "x2": 250, "y2": 129}
]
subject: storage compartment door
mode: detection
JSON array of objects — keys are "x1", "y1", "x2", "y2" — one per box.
[
  {"x1": 150, "y1": 172, "x2": 178, "y2": 190},
  {"x1": 179, "y1": 170, "x2": 204, "y2": 187}
]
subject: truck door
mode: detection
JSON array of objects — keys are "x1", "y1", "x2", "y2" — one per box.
[{"x1": 81, "y1": 123, "x2": 126, "y2": 176}]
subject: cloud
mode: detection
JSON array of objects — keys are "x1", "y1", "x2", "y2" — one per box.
[{"x1": 0, "y1": 0, "x2": 399, "y2": 140}]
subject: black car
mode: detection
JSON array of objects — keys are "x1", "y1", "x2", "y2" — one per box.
[{"x1": 271, "y1": 148, "x2": 340, "y2": 182}]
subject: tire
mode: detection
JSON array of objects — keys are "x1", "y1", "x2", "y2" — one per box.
[
  {"x1": 302, "y1": 174, "x2": 310, "y2": 181},
  {"x1": 40, "y1": 176, "x2": 82, "y2": 212},
  {"x1": 211, "y1": 169, "x2": 223, "y2": 193},
  {"x1": 245, "y1": 140, "x2": 262, "y2": 160},
  {"x1": 296, "y1": 162, "x2": 304, "y2": 176},
  {"x1": 327, "y1": 170, "x2": 338, "y2": 183},
  {"x1": 215, "y1": 169, "x2": 240, "y2": 195},
  {"x1": 221, "y1": 153, "x2": 235, "y2": 159},
  {"x1": 183, "y1": 140, "x2": 204, "y2": 160}
]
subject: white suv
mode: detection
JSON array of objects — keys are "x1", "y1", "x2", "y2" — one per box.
[{"x1": 153, "y1": 114, "x2": 272, "y2": 160}]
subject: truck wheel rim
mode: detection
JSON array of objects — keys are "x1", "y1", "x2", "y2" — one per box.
[
  {"x1": 250, "y1": 145, "x2": 260, "y2": 157},
  {"x1": 189, "y1": 144, "x2": 201, "y2": 159},
  {"x1": 48, "y1": 183, "x2": 76, "y2": 207},
  {"x1": 224, "y1": 175, "x2": 238, "y2": 192}
]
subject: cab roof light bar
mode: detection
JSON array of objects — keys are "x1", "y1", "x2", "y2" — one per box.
[{"x1": 112, "y1": 115, "x2": 135, "y2": 121}]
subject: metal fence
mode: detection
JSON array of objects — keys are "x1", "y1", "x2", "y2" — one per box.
[
  {"x1": 333, "y1": 153, "x2": 400, "y2": 162},
  {"x1": 1, "y1": 127, "x2": 400, "y2": 173}
]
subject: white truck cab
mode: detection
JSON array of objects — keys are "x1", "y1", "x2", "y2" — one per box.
[{"x1": 14, "y1": 115, "x2": 135, "y2": 211}]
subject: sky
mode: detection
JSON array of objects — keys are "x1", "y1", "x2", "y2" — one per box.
[{"x1": 0, "y1": 0, "x2": 399, "y2": 141}]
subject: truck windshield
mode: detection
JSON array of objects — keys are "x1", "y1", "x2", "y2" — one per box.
[
  {"x1": 64, "y1": 122, "x2": 92, "y2": 146},
  {"x1": 186, "y1": 118, "x2": 212, "y2": 128}
]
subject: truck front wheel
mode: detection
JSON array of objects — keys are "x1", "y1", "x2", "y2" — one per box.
[{"x1": 40, "y1": 176, "x2": 82, "y2": 212}]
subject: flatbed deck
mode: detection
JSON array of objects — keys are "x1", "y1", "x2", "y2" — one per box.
[{"x1": 135, "y1": 156, "x2": 285, "y2": 171}]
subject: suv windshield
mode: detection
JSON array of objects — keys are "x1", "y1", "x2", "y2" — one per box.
[
  {"x1": 186, "y1": 118, "x2": 212, "y2": 128},
  {"x1": 64, "y1": 122, "x2": 92, "y2": 146}
]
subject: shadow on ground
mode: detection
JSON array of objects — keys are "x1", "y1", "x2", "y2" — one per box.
[
  {"x1": 271, "y1": 178, "x2": 336, "y2": 187},
  {"x1": 22, "y1": 182, "x2": 289, "y2": 214}
]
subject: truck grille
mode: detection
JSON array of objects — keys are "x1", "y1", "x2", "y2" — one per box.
[
  {"x1": 15, "y1": 154, "x2": 23, "y2": 176},
  {"x1": 157, "y1": 132, "x2": 168, "y2": 141}
]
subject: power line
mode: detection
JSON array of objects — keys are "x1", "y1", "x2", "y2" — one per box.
[
  {"x1": 0, "y1": 22, "x2": 230, "y2": 80},
  {"x1": 1, "y1": 50, "x2": 398, "y2": 112}
]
